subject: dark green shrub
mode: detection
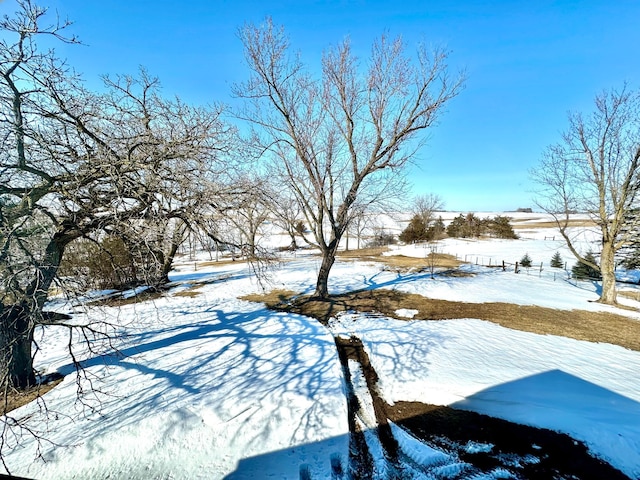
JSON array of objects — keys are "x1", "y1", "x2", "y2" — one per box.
[
  {"x1": 447, "y1": 213, "x2": 484, "y2": 238},
  {"x1": 550, "y1": 251, "x2": 564, "y2": 268},
  {"x1": 572, "y1": 251, "x2": 601, "y2": 280},
  {"x1": 426, "y1": 216, "x2": 446, "y2": 240},
  {"x1": 520, "y1": 253, "x2": 532, "y2": 268},
  {"x1": 399, "y1": 214, "x2": 428, "y2": 243},
  {"x1": 488, "y1": 216, "x2": 518, "y2": 239}
]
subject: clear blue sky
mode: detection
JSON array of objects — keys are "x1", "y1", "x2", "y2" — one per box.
[{"x1": 3, "y1": 0, "x2": 638, "y2": 211}]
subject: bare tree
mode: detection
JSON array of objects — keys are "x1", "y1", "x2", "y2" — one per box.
[
  {"x1": 221, "y1": 178, "x2": 272, "y2": 258},
  {"x1": 0, "y1": 4, "x2": 239, "y2": 471},
  {"x1": 235, "y1": 18, "x2": 464, "y2": 297},
  {"x1": 267, "y1": 187, "x2": 305, "y2": 250},
  {"x1": 345, "y1": 205, "x2": 370, "y2": 251},
  {"x1": 0, "y1": 0, "x2": 231, "y2": 408},
  {"x1": 413, "y1": 193, "x2": 445, "y2": 226},
  {"x1": 531, "y1": 85, "x2": 640, "y2": 304}
]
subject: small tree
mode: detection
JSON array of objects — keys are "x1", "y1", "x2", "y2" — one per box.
[
  {"x1": 446, "y1": 214, "x2": 465, "y2": 238},
  {"x1": 268, "y1": 188, "x2": 305, "y2": 250},
  {"x1": 520, "y1": 253, "x2": 533, "y2": 268},
  {"x1": 572, "y1": 251, "x2": 602, "y2": 280},
  {"x1": 618, "y1": 208, "x2": 640, "y2": 269},
  {"x1": 550, "y1": 251, "x2": 564, "y2": 269},
  {"x1": 366, "y1": 228, "x2": 396, "y2": 248}
]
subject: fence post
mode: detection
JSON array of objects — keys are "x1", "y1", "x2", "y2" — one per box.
[
  {"x1": 502, "y1": 260, "x2": 506, "y2": 271},
  {"x1": 515, "y1": 261, "x2": 519, "y2": 274}
]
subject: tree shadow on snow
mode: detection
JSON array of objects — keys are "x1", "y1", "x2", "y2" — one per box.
[{"x1": 50, "y1": 304, "x2": 342, "y2": 448}]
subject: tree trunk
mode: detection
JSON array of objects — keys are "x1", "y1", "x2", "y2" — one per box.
[
  {"x1": 314, "y1": 252, "x2": 336, "y2": 298},
  {"x1": 0, "y1": 305, "x2": 37, "y2": 389},
  {"x1": 160, "y1": 239, "x2": 182, "y2": 285},
  {"x1": 288, "y1": 231, "x2": 298, "y2": 250},
  {"x1": 315, "y1": 235, "x2": 343, "y2": 298},
  {"x1": 598, "y1": 241, "x2": 617, "y2": 304},
  {"x1": 3, "y1": 232, "x2": 72, "y2": 389}
]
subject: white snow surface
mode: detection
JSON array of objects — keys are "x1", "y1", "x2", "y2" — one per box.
[
  {"x1": 11, "y1": 262, "x2": 349, "y2": 480},
  {"x1": 5, "y1": 220, "x2": 640, "y2": 479}
]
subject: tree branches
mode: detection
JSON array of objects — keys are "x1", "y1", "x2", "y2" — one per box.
[
  {"x1": 236, "y1": 18, "x2": 464, "y2": 296},
  {"x1": 532, "y1": 85, "x2": 640, "y2": 304}
]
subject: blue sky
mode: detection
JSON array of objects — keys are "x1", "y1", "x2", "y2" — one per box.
[{"x1": 3, "y1": 0, "x2": 639, "y2": 211}]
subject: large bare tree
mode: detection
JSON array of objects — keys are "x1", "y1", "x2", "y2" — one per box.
[
  {"x1": 0, "y1": 1, "x2": 231, "y2": 393},
  {"x1": 531, "y1": 85, "x2": 640, "y2": 304},
  {"x1": 235, "y1": 18, "x2": 464, "y2": 297}
]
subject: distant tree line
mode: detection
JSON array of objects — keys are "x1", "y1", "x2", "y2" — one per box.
[
  {"x1": 399, "y1": 212, "x2": 518, "y2": 243},
  {"x1": 446, "y1": 213, "x2": 518, "y2": 239}
]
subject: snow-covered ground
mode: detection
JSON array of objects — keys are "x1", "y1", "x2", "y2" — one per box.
[{"x1": 5, "y1": 217, "x2": 640, "y2": 479}]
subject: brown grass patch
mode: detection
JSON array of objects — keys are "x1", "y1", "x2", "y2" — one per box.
[
  {"x1": 338, "y1": 247, "x2": 462, "y2": 271},
  {"x1": 511, "y1": 219, "x2": 597, "y2": 229},
  {"x1": 173, "y1": 289, "x2": 202, "y2": 298},
  {"x1": 196, "y1": 259, "x2": 245, "y2": 268},
  {"x1": 619, "y1": 290, "x2": 640, "y2": 302},
  {"x1": 172, "y1": 282, "x2": 210, "y2": 298},
  {"x1": 337, "y1": 246, "x2": 390, "y2": 258},
  {"x1": 246, "y1": 288, "x2": 640, "y2": 352},
  {"x1": 242, "y1": 289, "x2": 299, "y2": 306}
]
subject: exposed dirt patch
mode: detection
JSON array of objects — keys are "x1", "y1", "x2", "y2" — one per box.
[
  {"x1": 3, "y1": 374, "x2": 64, "y2": 415},
  {"x1": 387, "y1": 401, "x2": 631, "y2": 479},
  {"x1": 247, "y1": 288, "x2": 640, "y2": 351}
]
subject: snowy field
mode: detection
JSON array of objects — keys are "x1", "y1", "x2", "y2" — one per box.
[{"x1": 5, "y1": 215, "x2": 640, "y2": 479}]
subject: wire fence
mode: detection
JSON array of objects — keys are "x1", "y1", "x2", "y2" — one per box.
[{"x1": 406, "y1": 242, "x2": 640, "y2": 287}]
